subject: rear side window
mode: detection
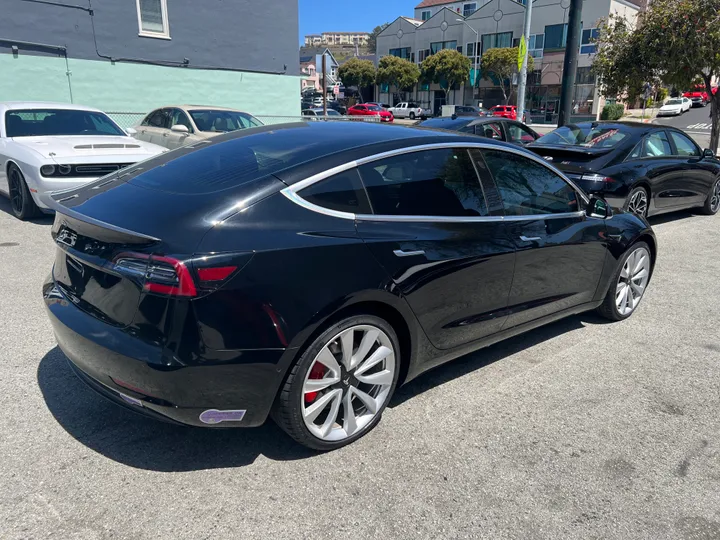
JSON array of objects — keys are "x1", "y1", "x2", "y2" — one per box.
[
  {"x1": 669, "y1": 131, "x2": 700, "y2": 157},
  {"x1": 482, "y1": 150, "x2": 578, "y2": 215},
  {"x1": 632, "y1": 131, "x2": 673, "y2": 158},
  {"x1": 298, "y1": 169, "x2": 371, "y2": 214},
  {"x1": 357, "y1": 148, "x2": 488, "y2": 217}
]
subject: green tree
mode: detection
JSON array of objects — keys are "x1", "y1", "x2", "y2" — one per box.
[
  {"x1": 593, "y1": 0, "x2": 720, "y2": 150},
  {"x1": 376, "y1": 55, "x2": 421, "y2": 95},
  {"x1": 338, "y1": 58, "x2": 377, "y2": 88},
  {"x1": 367, "y1": 23, "x2": 389, "y2": 54},
  {"x1": 480, "y1": 47, "x2": 534, "y2": 105},
  {"x1": 420, "y1": 49, "x2": 472, "y2": 104}
]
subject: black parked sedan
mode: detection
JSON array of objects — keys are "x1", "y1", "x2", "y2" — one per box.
[
  {"x1": 528, "y1": 121, "x2": 720, "y2": 217},
  {"x1": 42, "y1": 122, "x2": 656, "y2": 450},
  {"x1": 419, "y1": 116, "x2": 540, "y2": 146}
]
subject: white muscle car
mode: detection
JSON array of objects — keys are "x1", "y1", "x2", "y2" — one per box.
[
  {"x1": 387, "y1": 102, "x2": 432, "y2": 120},
  {"x1": 0, "y1": 102, "x2": 165, "y2": 219}
]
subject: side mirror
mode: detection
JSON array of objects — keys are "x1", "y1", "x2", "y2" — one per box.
[
  {"x1": 703, "y1": 148, "x2": 715, "y2": 158},
  {"x1": 587, "y1": 195, "x2": 612, "y2": 219},
  {"x1": 125, "y1": 127, "x2": 137, "y2": 136},
  {"x1": 171, "y1": 124, "x2": 189, "y2": 134}
]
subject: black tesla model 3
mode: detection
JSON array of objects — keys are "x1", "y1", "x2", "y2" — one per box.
[
  {"x1": 42, "y1": 122, "x2": 657, "y2": 450},
  {"x1": 528, "y1": 121, "x2": 720, "y2": 218}
]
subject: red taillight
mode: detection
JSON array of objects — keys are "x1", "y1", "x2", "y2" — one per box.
[{"x1": 113, "y1": 252, "x2": 239, "y2": 298}]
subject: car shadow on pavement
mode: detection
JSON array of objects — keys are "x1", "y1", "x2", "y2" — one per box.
[
  {"x1": 646, "y1": 209, "x2": 696, "y2": 226},
  {"x1": 390, "y1": 312, "x2": 605, "y2": 408},
  {"x1": 0, "y1": 196, "x2": 55, "y2": 223},
  {"x1": 37, "y1": 346, "x2": 317, "y2": 471}
]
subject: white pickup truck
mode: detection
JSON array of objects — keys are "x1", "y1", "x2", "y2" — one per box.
[{"x1": 388, "y1": 102, "x2": 431, "y2": 120}]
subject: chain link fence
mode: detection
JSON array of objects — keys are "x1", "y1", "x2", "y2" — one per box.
[{"x1": 107, "y1": 112, "x2": 380, "y2": 130}]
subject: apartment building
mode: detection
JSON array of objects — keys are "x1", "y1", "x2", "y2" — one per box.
[
  {"x1": 377, "y1": 0, "x2": 644, "y2": 120},
  {"x1": 304, "y1": 32, "x2": 370, "y2": 47}
]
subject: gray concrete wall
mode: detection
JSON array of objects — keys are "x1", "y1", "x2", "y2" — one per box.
[{"x1": 0, "y1": 0, "x2": 298, "y2": 75}]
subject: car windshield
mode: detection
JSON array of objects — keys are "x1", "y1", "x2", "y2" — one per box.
[
  {"x1": 4, "y1": 109, "x2": 125, "y2": 137},
  {"x1": 188, "y1": 110, "x2": 263, "y2": 132},
  {"x1": 665, "y1": 99, "x2": 682, "y2": 105},
  {"x1": 367, "y1": 106, "x2": 382, "y2": 111},
  {"x1": 535, "y1": 124, "x2": 629, "y2": 148}
]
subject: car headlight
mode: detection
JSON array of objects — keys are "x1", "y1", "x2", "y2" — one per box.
[
  {"x1": 40, "y1": 165, "x2": 56, "y2": 176},
  {"x1": 58, "y1": 164, "x2": 72, "y2": 175}
]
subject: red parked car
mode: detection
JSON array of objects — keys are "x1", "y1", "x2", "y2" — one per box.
[
  {"x1": 683, "y1": 87, "x2": 710, "y2": 107},
  {"x1": 490, "y1": 105, "x2": 518, "y2": 120},
  {"x1": 347, "y1": 104, "x2": 394, "y2": 123}
]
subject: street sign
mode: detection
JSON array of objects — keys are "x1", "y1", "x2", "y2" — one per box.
[
  {"x1": 518, "y1": 35, "x2": 527, "y2": 72},
  {"x1": 333, "y1": 85, "x2": 339, "y2": 95}
]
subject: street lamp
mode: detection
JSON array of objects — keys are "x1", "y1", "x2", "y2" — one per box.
[{"x1": 457, "y1": 19, "x2": 479, "y2": 102}]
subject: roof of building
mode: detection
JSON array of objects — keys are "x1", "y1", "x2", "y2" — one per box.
[
  {"x1": 415, "y1": 0, "x2": 461, "y2": 8},
  {"x1": 401, "y1": 16, "x2": 424, "y2": 26}
]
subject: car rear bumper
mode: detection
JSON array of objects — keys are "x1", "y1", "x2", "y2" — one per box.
[{"x1": 43, "y1": 277, "x2": 288, "y2": 428}]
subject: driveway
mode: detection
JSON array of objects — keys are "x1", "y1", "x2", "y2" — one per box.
[{"x1": 0, "y1": 197, "x2": 719, "y2": 539}]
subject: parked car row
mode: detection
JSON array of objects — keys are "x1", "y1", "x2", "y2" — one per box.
[{"x1": 682, "y1": 85, "x2": 718, "y2": 107}]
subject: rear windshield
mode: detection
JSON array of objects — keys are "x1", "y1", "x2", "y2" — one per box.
[
  {"x1": 5, "y1": 109, "x2": 125, "y2": 137},
  {"x1": 127, "y1": 122, "x2": 419, "y2": 195},
  {"x1": 535, "y1": 124, "x2": 629, "y2": 148},
  {"x1": 419, "y1": 118, "x2": 472, "y2": 130}
]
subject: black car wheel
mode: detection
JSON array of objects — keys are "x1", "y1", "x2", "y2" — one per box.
[
  {"x1": 274, "y1": 315, "x2": 400, "y2": 451},
  {"x1": 626, "y1": 186, "x2": 649, "y2": 217},
  {"x1": 409, "y1": 112, "x2": 416, "y2": 120},
  {"x1": 698, "y1": 178, "x2": 720, "y2": 215},
  {"x1": 597, "y1": 242, "x2": 652, "y2": 321},
  {"x1": 8, "y1": 164, "x2": 40, "y2": 220}
]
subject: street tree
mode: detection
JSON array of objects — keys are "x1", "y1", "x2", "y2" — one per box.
[
  {"x1": 593, "y1": 0, "x2": 720, "y2": 150},
  {"x1": 480, "y1": 47, "x2": 534, "y2": 105},
  {"x1": 420, "y1": 49, "x2": 471, "y2": 104},
  {"x1": 338, "y1": 58, "x2": 376, "y2": 88},
  {"x1": 376, "y1": 55, "x2": 420, "y2": 97},
  {"x1": 367, "y1": 23, "x2": 389, "y2": 53}
]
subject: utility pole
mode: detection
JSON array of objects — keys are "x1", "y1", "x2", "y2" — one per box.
[
  {"x1": 516, "y1": 0, "x2": 533, "y2": 124},
  {"x1": 457, "y1": 19, "x2": 479, "y2": 108},
  {"x1": 322, "y1": 53, "x2": 327, "y2": 116},
  {"x1": 557, "y1": 0, "x2": 582, "y2": 127}
]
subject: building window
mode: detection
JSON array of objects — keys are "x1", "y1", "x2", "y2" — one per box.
[
  {"x1": 466, "y1": 42, "x2": 476, "y2": 57},
  {"x1": 481, "y1": 32, "x2": 512, "y2": 54},
  {"x1": 389, "y1": 47, "x2": 412, "y2": 60},
  {"x1": 576, "y1": 67, "x2": 595, "y2": 85},
  {"x1": 421, "y1": 10, "x2": 432, "y2": 20},
  {"x1": 136, "y1": 0, "x2": 169, "y2": 39},
  {"x1": 463, "y1": 3, "x2": 477, "y2": 17},
  {"x1": 529, "y1": 34, "x2": 544, "y2": 57},
  {"x1": 581, "y1": 28, "x2": 599, "y2": 54},
  {"x1": 430, "y1": 41, "x2": 458, "y2": 54},
  {"x1": 544, "y1": 24, "x2": 568, "y2": 50}
]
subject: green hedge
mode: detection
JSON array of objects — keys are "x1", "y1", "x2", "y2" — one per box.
[{"x1": 601, "y1": 103, "x2": 626, "y2": 120}]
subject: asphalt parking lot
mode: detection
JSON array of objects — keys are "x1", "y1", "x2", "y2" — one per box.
[{"x1": 1, "y1": 196, "x2": 719, "y2": 540}]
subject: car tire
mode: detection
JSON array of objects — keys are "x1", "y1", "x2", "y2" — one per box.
[
  {"x1": 626, "y1": 186, "x2": 649, "y2": 217},
  {"x1": 597, "y1": 241, "x2": 652, "y2": 321},
  {"x1": 697, "y1": 178, "x2": 720, "y2": 215},
  {"x1": 7, "y1": 164, "x2": 41, "y2": 220},
  {"x1": 409, "y1": 112, "x2": 416, "y2": 120},
  {"x1": 274, "y1": 315, "x2": 401, "y2": 451}
]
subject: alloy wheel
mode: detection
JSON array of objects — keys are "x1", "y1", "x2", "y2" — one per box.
[
  {"x1": 628, "y1": 189, "x2": 648, "y2": 217},
  {"x1": 616, "y1": 247, "x2": 650, "y2": 316},
  {"x1": 9, "y1": 169, "x2": 23, "y2": 215},
  {"x1": 710, "y1": 180, "x2": 720, "y2": 213},
  {"x1": 301, "y1": 324, "x2": 396, "y2": 442}
]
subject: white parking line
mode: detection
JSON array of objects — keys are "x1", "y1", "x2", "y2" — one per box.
[{"x1": 686, "y1": 123, "x2": 712, "y2": 130}]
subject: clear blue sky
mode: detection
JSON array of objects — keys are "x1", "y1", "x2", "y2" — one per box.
[{"x1": 298, "y1": 0, "x2": 413, "y2": 45}]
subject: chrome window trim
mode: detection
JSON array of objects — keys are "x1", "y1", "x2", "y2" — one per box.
[{"x1": 280, "y1": 141, "x2": 589, "y2": 222}]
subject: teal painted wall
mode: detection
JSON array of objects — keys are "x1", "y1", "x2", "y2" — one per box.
[{"x1": 0, "y1": 54, "x2": 301, "y2": 118}]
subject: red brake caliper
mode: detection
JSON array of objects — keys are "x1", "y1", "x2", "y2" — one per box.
[{"x1": 305, "y1": 363, "x2": 326, "y2": 403}]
